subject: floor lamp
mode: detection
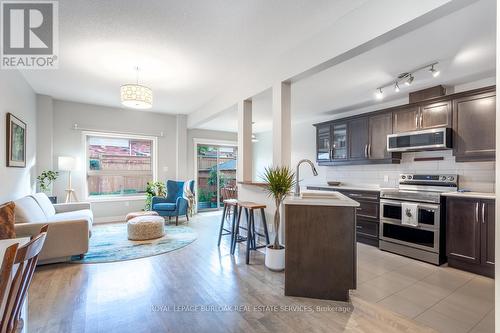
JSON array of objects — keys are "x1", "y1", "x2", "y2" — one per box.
[{"x1": 58, "y1": 156, "x2": 78, "y2": 203}]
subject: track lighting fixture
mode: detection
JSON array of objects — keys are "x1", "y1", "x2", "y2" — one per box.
[{"x1": 374, "y1": 62, "x2": 439, "y2": 100}]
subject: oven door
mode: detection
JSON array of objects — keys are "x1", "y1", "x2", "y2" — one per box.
[{"x1": 380, "y1": 200, "x2": 440, "y2": 253}]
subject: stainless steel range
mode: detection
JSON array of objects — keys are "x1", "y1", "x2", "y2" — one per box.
[{"x1": 379, "y1": 174, "x2": 458, "y2": 265}]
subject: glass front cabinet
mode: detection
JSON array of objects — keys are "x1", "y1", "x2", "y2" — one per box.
[{"x1": 315, "y1": 122, "x2": 348, "y2": 163}]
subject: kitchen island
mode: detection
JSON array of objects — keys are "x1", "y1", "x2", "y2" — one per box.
[{"x1": 284, "y1": 191, "x2": 360, "y2": 302}]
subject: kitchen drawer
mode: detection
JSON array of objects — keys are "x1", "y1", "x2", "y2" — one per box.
[
  {"x1": 356, "y1": 219, "x2": 379, "y2": 238},
  {"x1": 356, "y1": 200, "x2": 379, "y2": 220}
]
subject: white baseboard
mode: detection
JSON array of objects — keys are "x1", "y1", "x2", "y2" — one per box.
[{"x1": 94, "y1": 215, "x2": 125, "y2": 224}]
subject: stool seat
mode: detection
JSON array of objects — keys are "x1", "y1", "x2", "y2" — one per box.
[
  {"x1": 223, "y1": 199, "x2": 239, "y2": 206},
  {"x1": 126, "y1": 211, "x2": 159, "y2": 222},
  {"x1": 238, "y1": 201, "x2": 266, "y2": 209}
]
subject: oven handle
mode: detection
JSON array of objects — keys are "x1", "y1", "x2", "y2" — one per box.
[
  {"x1": 475, "y1": 202, "x2": 479, "y2": 224},
  {"x1": 380, "y1": 218, "x2": 438, "y2": 232}
]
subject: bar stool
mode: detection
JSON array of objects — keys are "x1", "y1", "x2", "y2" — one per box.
[
  {"x1": 231, "y1": 201, "x2": 270, "y2": 264},
  {"x1": 217, "y1": 199, "x2": 238, "y2": 248}
]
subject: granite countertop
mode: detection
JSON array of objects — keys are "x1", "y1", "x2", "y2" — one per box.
[
  {"x1": 284, "y1": 191, "x2": 360, "y2": 207},
  {"x1": 441, "y1": 192, "x2": 496, "y2": 200},
  {"x1": 305, "y1": 184, "x2": 383, "y2": 192}
]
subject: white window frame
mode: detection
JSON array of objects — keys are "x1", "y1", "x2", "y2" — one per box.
[{"x1": 82, "y1": 131, "x2": 158, "y2": 202}]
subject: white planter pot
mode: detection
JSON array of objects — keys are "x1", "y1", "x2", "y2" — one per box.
[{"x1": 265, "y1": 245, "x2": 285, "y2": 271}]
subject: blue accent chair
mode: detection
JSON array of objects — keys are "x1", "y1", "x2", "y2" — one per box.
[{"x1": 152, "y1": 180, "x2": 194, "y2": 225}]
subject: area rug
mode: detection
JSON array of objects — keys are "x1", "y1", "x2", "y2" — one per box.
[{"x1": 70, "y1": 223, "x2": 197, "y2": 264}]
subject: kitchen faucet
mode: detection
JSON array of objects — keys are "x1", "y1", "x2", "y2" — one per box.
[{"x1": 294, "y1": 159, "x2": 319, "y2": 197}]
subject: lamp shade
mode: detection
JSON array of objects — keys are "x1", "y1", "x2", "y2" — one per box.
[
  {"x1": 58, "y1": 156, "x2": 76, "y2": 171},
  {"x1": 120, "y1": 84, "x2": 153, "y2": 109}
]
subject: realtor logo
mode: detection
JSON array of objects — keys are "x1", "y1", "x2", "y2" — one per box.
[{"x1": 1, "y1": 1, "x2": 58, "y2": 69}]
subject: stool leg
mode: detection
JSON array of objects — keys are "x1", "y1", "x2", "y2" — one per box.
[
  {"x1": 217, "y1": 204, "x2": 228, "y2": 247},
  {"x1": 260, "y1": 208, "x2": 270, "y2": 245},
  {"x1": 246, "y1": 211, "x2": 254, "y2": 265},
  {"x1": 251, "y1": 209, "x2": 256, "y2": 249},
  {"x1": 231, "y1": 207, "x2": 243, "y2": 255},
  {"x1": 230, "y1": 205, "x2": 237, "y2": 253}
]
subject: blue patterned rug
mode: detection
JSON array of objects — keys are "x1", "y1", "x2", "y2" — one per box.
[{"x1": 70, "y1": 223, "x2": 197, "y2": 264}]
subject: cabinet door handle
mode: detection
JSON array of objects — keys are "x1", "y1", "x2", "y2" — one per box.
[
  {"x1": 364, "y1": 144, "x2": 368, "y2": 158},
  {"x1": 368, "y1": 144, "x2": 371, "y2": 158},
  {"x1": 475, "y1": 202, "x2": 480, "y2": 223},
  {"x1": 419, "y1": 112, "x2": 423, "y2": 128},
  {"x1": 481, "y1": 203, "x2": 486, "y2": 224},
  {"x1": 415, "y1": 113, "x2": 419, "y2": 128}
]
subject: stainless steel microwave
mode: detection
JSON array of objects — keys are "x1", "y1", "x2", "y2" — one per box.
[{"x1": 387, "y1": 127, "x2": 452, "y2": 152}]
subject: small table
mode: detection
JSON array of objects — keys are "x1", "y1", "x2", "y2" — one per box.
[{"x1": 0, "y1": 237, "x2": 30, "y2": 333}]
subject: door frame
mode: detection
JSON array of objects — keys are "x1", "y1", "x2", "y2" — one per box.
[{"x1": 193, "y1": 138, "x2": 238, "y2": 213}]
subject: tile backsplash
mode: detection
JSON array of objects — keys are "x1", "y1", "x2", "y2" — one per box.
[{"x1": 325, "y1": 150, "x2": 495, "y2": 192}]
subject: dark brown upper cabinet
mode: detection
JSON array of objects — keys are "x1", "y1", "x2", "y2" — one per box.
[
  {"x1": 393, "y1": 101, "x2": 451, "y2": 133},
  {"x1": 453, "y1": 91, "x2": 496, "y2": 162},
  {"x1": 393, "y1": 106, "x2": 420, "y2": 133},
  {"x1": 368, "y1": 113, "x2": 393, "y2": 160},
  {"x1": 420, "y1": 100, "x2": 452, "y2": 129},
  {"x1": 348, "y1": 117, "x2": 369, "y2": 160},
  {"x1": 446, "y1": 197, "x2": 495, "y2": 278},
  {"x1": 316, "y1": 123, "x2": 331, "y2": 162},
  {"x1": 314, "y1": 85, "x2": 495, "y2": 166}
]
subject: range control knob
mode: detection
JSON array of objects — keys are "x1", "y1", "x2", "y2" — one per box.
[
  {"x1": 441, "y1": 176, "x2": 447, "y2": 181},
  {"x1": 448, "y1": 176, "x2": 455, "y2": 181},
  {"x1": 401, "y1": 175, "x2": 406, "y2": 180},
  {"x1": 407, "y1": 175, "x2": 412, "y2": 180}
]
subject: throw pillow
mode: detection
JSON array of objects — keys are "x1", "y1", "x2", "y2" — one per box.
[{"x1": 0, "y1": 201, "x2": 16, "y2": 239}]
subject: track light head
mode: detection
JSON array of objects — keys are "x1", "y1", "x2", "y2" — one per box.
[
  {"x1": 405, "y1": 75, "x2": 414, "y2": 86},
  {"x1": 394, "y1": 82, "x2": 400, "y2": 93},
  {"x1": 375, "y1": 88, "x2": 384, "y2": 100},
  {"x1": 430, "y1": 65, "x2": 440, "y2": 77}
]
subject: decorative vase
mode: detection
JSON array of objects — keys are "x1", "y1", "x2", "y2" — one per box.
[{"x1": 265, "y1": 245, "x2": 285, "y2": 271}]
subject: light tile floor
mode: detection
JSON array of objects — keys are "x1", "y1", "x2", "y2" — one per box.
[{"x1": 352, "y1": 243, "x2": 494, "y2": 333}]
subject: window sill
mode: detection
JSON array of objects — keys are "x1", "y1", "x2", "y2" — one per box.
[{"x1": 86, "y1": 195, "x2": 146, "y2": 203}]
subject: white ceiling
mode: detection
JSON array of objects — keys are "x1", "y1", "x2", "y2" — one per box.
[
  {"x1": 21, "y1": 0, "x2": 367, "y2": 114},
  {"x1": 198, "y1": 0, "x2": 496, "y2": 133}
]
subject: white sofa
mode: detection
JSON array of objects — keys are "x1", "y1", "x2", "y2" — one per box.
[{"x1": 13, "y1": 193, "x2": 93, "y2": 264}]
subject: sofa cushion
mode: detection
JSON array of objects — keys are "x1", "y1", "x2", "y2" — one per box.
[
  {"x1": 152, "y1": 203, "x2": 176, "y2": 211},
  {"x1": 31, "y1": 193, "x2": 56, "y2": 217},
  {"x1": 0, "y1": 201, "x2": 16, "y2": 239},
  {"x1": 14, "y1": 196, "x2": 47, "y2": 224}
]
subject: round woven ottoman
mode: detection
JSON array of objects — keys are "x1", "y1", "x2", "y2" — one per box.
[
  {"x1": 127, "y1": 215, "x2": 165, "y2": 241},
  {"x1": 126, "y1": 210, "x2": 159, "y2": 222}
]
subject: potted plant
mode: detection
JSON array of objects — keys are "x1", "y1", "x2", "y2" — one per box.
[
  {"x1": 197, "y1": 189, "x2": 210, "y2": 210},
  {"x1": 145, "y1": 181, "x2": 166, "y2": 211},
  {"x1": 262, "y1": 166, "x2": 295, "y2": 271},
  {"x1": 37, "y1": 170, "x2": 59, "y2": 203}
]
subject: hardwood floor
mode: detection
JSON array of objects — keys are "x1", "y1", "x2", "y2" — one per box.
[{"x1": 28, "y1": 212, "x2": 436, "y2": 333}]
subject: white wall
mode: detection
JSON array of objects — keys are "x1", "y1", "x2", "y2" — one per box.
[
  {"x1": 0, "y1": 71, "x2": 37, "y2": 203},
  {"x1": 51, "y1": 100, "x2": 178, "y2": 220},
  {"x1": 252, "y1": 130, "x2": 273, "y2": 182}
]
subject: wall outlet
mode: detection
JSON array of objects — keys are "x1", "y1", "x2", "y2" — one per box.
[
  {"x1": 163, "y1": 166, "x2": 169, "y2": 172},
  {"x1": 124, "y1": 201, "x2": 130, "y2": 207},
  {"x1": 383, "y1": 175, "x2": 389, "y2": 183}
]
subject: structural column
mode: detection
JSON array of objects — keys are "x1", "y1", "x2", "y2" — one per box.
[
  {"x1": 272, "y1": 81, "x2": 291, "y2": 167},
  {"x1": 237, "y1": 100, "x2": 252, "y2": 182}
]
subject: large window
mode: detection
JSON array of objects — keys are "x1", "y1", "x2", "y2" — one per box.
[{"x1": 85, "y1": 132, "x2": 156, "y2": 198}]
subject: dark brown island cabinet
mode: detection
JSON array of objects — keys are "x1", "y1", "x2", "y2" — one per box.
[
  {"x1": 315, "y1": 85, "x2": 496, "y2": 165},
  {"x1": 446, "y1": 197, "x2": 495, "y2": 278}
]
